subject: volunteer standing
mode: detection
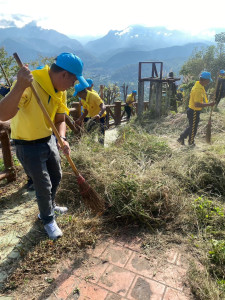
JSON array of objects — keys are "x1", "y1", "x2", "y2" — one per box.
[
  {"x1": 177, "y1": 71, "x2": 215, "y2": 146},
  {"x1": 0, "y1": 53, "x2": 88, "y2": 240},
  {"x1": 125, "y1": 90, "x2": 137, "y2": 120}
]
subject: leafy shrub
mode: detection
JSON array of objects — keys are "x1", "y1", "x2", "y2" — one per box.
[
  {"x1": 209, "y1": 239, "x2": 225, "y2": 278},
  {"x1": 192, "y1": 196, "x2": 225, "y2": 229}
]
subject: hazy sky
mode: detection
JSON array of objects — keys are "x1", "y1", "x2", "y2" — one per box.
[{"x1": 0, "y1": 0, "x2": 224, "y2": 37}]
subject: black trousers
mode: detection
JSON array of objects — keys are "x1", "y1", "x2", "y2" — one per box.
[
  {"x1": 180, "y1": 108, "x2": 200, "y2": 144},
  {"x1": 86, "y1": 116, "x2": 107, "y2": 145},
  {"x1": 125, "y1": 105, "x2": 132, "y2": 120}
]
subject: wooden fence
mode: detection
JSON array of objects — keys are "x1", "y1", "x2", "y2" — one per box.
[
  {"x1": 0, "y1": 121, "x2": 16, "y2": 182},
  {"x1": 69, "y1": 101, "x2": 150, "y2": 129}
]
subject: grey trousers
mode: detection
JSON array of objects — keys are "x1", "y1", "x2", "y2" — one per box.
[{"x1": 16, "y1": 135, "x2": 62, "y2": 225}]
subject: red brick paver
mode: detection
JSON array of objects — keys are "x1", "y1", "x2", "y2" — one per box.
[{"x1": 47, "y1": 236, "x2": 193, "y2": 300}]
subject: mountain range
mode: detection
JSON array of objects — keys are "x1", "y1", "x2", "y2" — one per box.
[{"x1": 0, "y1": 22, "x2": 220, "y2": 86}]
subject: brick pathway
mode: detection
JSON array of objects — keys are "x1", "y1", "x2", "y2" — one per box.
[{"x1": 46, "y1": 235, "x2": 193, "y2": 300}]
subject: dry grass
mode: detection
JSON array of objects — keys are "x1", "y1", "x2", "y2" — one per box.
[{"x1": 2, "y1": 100, "x2": 225, "y2": 298}]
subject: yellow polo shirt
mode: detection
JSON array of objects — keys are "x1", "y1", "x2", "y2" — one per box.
[
  {"x1": 81, "y1": 90, "x2": 106, "y2": 118},
  {"x1": 189, "y1": 81, "x2": 208, "y2": 111},
  {"x1": 126, "y1": 93, "x2": 135, "y2": 107},
  {"x1": 10, "y1": 65, "x2": 68, "y2": 140}
]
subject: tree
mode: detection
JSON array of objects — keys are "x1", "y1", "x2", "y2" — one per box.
[
  {"x1": 179, "y1": 40, "x2": 225, "y2": 104},
  {"x1": 102, "y1": 84, "x2": 120, "y2": 105},
  {"x1": 180, "y1": 46, "x2": 216, "y2": 80},
  {"x1": 215, "y1": 32, "x2": 225, "y2": 56},
  {"x1": 120, "y1": 83, "x2": 128, "y2": 102},
  {"x1": 0, "y1": 47, "x2": 18, "y2": 85},
  {"x1": 29, "y1": 55, "x2": 55, "y2": 69}
]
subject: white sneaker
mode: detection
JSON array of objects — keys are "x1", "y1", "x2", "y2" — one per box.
[
  {"x1": 38, "y1": 206, "x2": 68, "y2": 220},
  {"x1": 44, "y1": 220, "x2": 62, "y2": 240}
]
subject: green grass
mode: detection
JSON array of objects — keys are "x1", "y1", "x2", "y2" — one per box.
[
  {"x1": 0, "y1": 156, "x2": 20, "y2": 172},
  {"x1": 0, "y1": 158, "x2": 4, "y2": 171}
]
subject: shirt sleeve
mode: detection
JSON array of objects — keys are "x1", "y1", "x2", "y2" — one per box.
[
  {"x1": 56, "y1": 91, "x2": 69, "y2": 114},
  {"x1": 10, "y1": 81, "x2": 32, "y2": 109},
  {"x1": 81, "y1": 99, "x2": 88, "y2": 109}
]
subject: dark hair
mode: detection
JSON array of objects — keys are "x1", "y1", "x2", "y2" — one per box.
[{"x1": 50, "y1": 63, "x2": 74, "y2": 76}]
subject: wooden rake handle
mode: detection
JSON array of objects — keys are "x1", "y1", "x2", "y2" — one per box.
[
  {"x1": 0, "y1": 62, "x2": 11, "y2": 87},
  {"x1": 13, "y1": 52, "x2": 80, "y2": 177},
  {"x1": 208, "y1": 105, "x2": 213, "y2": 120}
]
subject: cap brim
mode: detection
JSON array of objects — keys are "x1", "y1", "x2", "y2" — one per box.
[
  {"x1": 76, "y1": 75, "x2": 89, "y2": 88},
  {"x1": 73, "y1": 91, "x2": 78, "y2": 96}
]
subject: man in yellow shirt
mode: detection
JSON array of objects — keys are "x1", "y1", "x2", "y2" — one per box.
[
  {"x1": 215, "y1": 69, "x2": 225, "y2": 106},
  {"x1": 177, "y1": 71, "x2": 215, "y2": 146},
  {"x1": 0, "y1": 53, "x2": 88, "y2": 239},
  {"x1": 79, "y1": 78, "x2": 98, "y2": 123},
  {"x1": 125, "y1": 90, "x2": 137, "y2": 120},
  {"x1": 74, "y1": 83, "x2": 106, "y2": 144}
]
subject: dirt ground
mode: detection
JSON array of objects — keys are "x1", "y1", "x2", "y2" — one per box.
[
  {"x1": 0, "y1": 122, "x2": 214, "y2": 299},
  {"x1": 0, "y1": 127, "x2": 121, "y2": 297}
]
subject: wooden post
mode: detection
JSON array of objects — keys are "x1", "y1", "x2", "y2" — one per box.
[
  {"x1": 106, "y1": 106, "x2": 110, "y2": 127},
  {"x1": 99, "y1": 85, "x2": 104, "y2": 99},
  {"x1": 149, "y1": 82, "x2": 153, "y2": 110},
  {"x1": 114, "y1": 101, "x2": 121, "y2": 125},
  {"x1": 0, "y1": 130, "x2": 16, "y2": 182},
  {"x1": 137, "y1": 81, "x2": 144, "y2": 118},
  {"x1": 149, "y1": 82, "x2": 156, "y2": 112},
  {"x1": 155, "y1": 82, "x2": 162, "y2": 117}
]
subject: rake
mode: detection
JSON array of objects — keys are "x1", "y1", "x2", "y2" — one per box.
[{"x1": 13, "y1": 52, "x2": 105, "y2": 214}]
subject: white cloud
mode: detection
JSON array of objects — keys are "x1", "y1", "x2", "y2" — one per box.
[{"x1": 0, "y1": 0, "x2": 225, "y2": 37}]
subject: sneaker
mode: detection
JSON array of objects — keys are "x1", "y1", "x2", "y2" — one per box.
[
  {"x1": 188, "y1": 142, "x2": 196, "y2": 147},
  {"x1": 44, "y1": 220, "x2": 62, "y2": 240},
  {"x1": 177, "y1": 137, "x2": 185, "y2": 145},
  {"x1": 38, "y1": 206, "x2": 68, "y2": 220}
]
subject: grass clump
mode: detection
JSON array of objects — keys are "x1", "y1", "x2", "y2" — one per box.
[
  {"x1": 117, "y1": 125, "x2": 171, "y2": 162},
  {"x1": 3, "y1": 106, "x2": 225, "y2": 299},
  {"x1": 187, "y1": 155, "x2": 225, "y2": 196},
  {"x1": 209, "y1": 239, "x2": 225, "y2": 279},
  {"x1": 192, "y1": 196, "x2": 225, "y2": 230},
  {"x1": 188, "y1": 263, "x2": 224, "y2": 300},
  {"x1": 0, "y1": 158, "x2": 4, "y2": 171}
]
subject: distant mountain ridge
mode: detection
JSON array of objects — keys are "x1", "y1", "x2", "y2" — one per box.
[
  {"x1": 0, "y1": 22, "x2": 220, "y2": 85},
  {"x1": 85, "y1": 25, "x2": 213, "y2": 56},
  {"x1": 100, "y1": 43, "x2": 207, "y2": 71}
]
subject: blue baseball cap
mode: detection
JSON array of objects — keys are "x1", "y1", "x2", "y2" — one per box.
[
  {"x1": 86, "y1": 78, "x2": 93, "y2": 87},
  {"x1": 220, "y1": 70, "x2": 225, "y2": 74},
  {"x1": 55, "y1": 53, "x2": 89, "y2": 87},
  {"x1": 199, "y1": 71, "x2": 213, "y2": 82},
  {"x1": 132, "y1": 90, "x2": 137, "y2": 94},
  {"x1": 36, "y1": 65, "x2": 44, "y2": 70},
  {"x1": 73, "y1": 83, "x2": 87, "y2": 96}
]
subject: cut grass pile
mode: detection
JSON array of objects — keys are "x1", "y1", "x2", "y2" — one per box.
[{"x1": 2, "y1": 101, "x2": 225, "y2": 299}]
